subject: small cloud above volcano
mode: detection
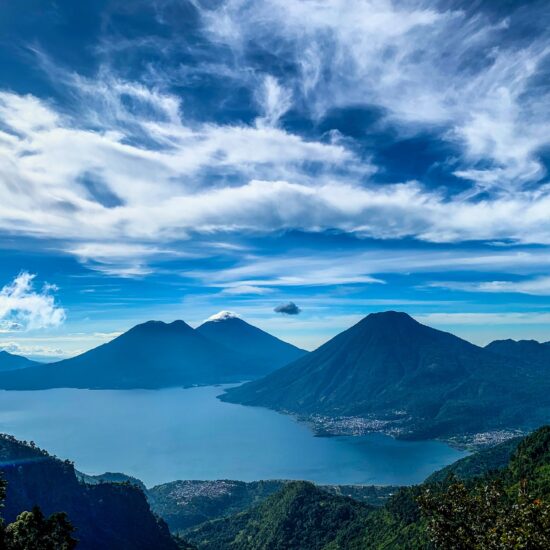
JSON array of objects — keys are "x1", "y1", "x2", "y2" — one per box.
[{"x1": 274, "y1": 302, "x2": 301, "y2": 315}]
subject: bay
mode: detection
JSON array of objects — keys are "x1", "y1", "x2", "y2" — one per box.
[{"x1": 0, "y1": 385, "x2": 466, "y2": 487}]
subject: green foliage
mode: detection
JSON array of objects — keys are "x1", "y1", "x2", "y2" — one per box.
[
  {"x1": 186, "y1": 481, "x2": 373, "y2": 550},
  {"x1": 508, "y1": 425, "x2": 550, "y2": 482},
  {"x1": 418, "y1": 426, "x2": 550, "y2": 549},
  {"x1": 4, "y1": 507, "x2": 77, "y2": 550},
  {"x1": 148, "y1": 479, "x2": 397, "y2": 535},
  {"x1": 148, "y1": 480, "x2": 287, "y2": 534},
  {"x1": 425, "y1": 437, "x2": 522, "y2": 484},
  {"x1": 419, "y1": 480, "x2": 550, "y2": 549}
]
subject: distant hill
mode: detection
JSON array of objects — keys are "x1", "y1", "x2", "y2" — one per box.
[
  {"x1": 197, "y1": 312, "x2": 307, "y2": 375},
  {"x1": 221, "y1": 311, "x2": 550, "y2": 439},
  {"x1": 425, "y1": 436, "x2": 523, "y2": 484},
  {"x1": 185, "y1": 481, "x2": 373, "y2": 550},
  {"x1": 76, "y1": 470, "x2": 147, "y2": 492},
  {"x1": 148, "y1": 479, "x2": 395, "y2": 534},
  {"x1": 148, "y1": 479, "x2": 286, "y2": 534},
  {"x1": 0, "y1": 350, "x2": 39, "y2": 371},
  {"x1": 0, "y1": 320, "x2": 256, "y2": 390},
  {"x1": 486, "y1": 338, "x2": 550, "y2": 370},
  {"x1": 0, "y1": 434, "x2": 179, "y2": 550}
]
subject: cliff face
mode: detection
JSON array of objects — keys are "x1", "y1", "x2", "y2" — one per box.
[{"x1": 0, "y1": 434, "x2": 178, "y2": 550}]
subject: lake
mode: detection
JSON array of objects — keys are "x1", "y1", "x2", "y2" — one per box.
[{"x1": 0, "y1": 385, "x2": 466, "y2": 487}]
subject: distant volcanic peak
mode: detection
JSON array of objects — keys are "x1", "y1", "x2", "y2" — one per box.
[
  {"x1": 490, "y1": 338, "x2": 541, "y2": 345},
  {"x1": 169, "y1": 320, "x2": 192, "y2": 329},
  {"x1": 368, "y1": 310, "x2": 413, "y2": 320},
  {"x1": 206, "y1": 311, "x2": 240, "y2": 322},
  {"x1": 361, "y1": 310, "x2": 419, "y2": 328},
  {"x1": 129, "y1": 319, "x2": 193, "y2": 334}
]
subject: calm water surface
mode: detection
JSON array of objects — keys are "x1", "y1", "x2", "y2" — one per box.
[{"x1": 0, "y1": 386, "x2": 466, "y2": 487}]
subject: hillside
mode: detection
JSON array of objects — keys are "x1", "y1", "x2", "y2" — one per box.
[
  {"x1": 0, "y1": 320, "x2": 254, "y2": 390},
  {"x1": 148, "y1": 479, "x2": 286, "y2": 534},
  {"x1": 221, "y1": 311, "x2": 550, "y2": 439},
  {"x1": 185, "y1": 481, "x2": 373, "y2": 550},
  {"x1": 425, "y1": 436, "x2": 522, "y2": 483},
  {"x1": 0, "y1": 434, "x2": 179, "y2": 549},
  {"x1": 148, "y1": 479, "x2": 396, "y2": 534},
  {"x1": 0, "y1": 350, "x2": 39, "y2": 371},
  {"x1": 197, "y1": 312, "x2": 307, "y2": 374}
]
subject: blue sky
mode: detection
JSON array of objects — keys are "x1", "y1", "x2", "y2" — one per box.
[{"x1": 1, "y1": 0, "x2": 550, "y2": 359}]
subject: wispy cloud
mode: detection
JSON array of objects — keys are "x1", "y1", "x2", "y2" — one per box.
[
  {"x1": 199, "y1": 0, "x2": 550, "y2": 191},
  {"x1": 187, "y1": 247, "x2": 550, "y2": 292},
  {"x1": 416, "y1": 312, "x2": 550, "y2": 327},
  {"x1": 429, "y1": 276, "x2": 550, "y2": 296}
]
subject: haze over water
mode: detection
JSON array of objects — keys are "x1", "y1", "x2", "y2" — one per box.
[{"x1": 0, "y1": 385, "x2": 466, "y2": 487}]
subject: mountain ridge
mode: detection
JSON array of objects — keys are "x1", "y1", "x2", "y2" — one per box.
[
  {"x1": 0, "y1": 350, "x2": 40, "y2": 371},
  {"x1": 0, "y1": 316, "x2": 307, "y2": 390},
  {"x1": 0, "y1": 319, "x2": 249, "y2": 390}
]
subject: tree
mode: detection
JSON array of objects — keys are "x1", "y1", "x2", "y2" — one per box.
[
  {"x1": 4, "y1": 507, "x2": 77, "y2": 550},
  {"x1": 0, "y1": 473, "x2": 77, "y2": 550}
]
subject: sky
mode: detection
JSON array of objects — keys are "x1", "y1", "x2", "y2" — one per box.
[{"x1": 1, "y1": 0, "x2": 550, "y2": 360}]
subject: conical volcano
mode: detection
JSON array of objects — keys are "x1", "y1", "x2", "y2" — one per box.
[{"x1": 221, "y1": 311, "x2": 549, "y2": 438}]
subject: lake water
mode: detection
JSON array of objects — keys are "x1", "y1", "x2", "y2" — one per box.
[{"x1": 0, "y1": 385, "x2": 467, "y2": 488}]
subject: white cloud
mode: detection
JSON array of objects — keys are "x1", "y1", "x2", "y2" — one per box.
[
  {"x1": 221, "y1": 285, "x2": 273, "y2": 295},
  {"x1": 255, "y1": 75, "x2": 293, "y2": 127},
  {"x1": 429, "y1": 276, "x2": 550, "y2": 296},
  {"x1": 188, "y1": 247, "x2": 550, "y2": 290},
  {"x1": 0, "y1": 273, "x2": 66, "y2": 331},
  {"x1": 67, "y1": 242, "x2": 185, "y2": 277},
  {"x1": 192, "y1": 252, "x2": 385, "y2": 289},
  {"x1": 416, "y1": 312, "x2": 550, "y2": 326},
  {"x1": 0, "y1": 341, "x2": 64, "y2": 358},
  {"x1": 205, "y1": 310, "x2": 240, "y2": 322}
]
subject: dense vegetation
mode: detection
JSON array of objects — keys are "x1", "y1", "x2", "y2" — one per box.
[
  {"x1": 222, "y1": 311, "x2": 550, "y2": 439},
  {"x1": 0, "y1": 476, "x2": 77, "y2": 550},
  {"x1": 185, "y1": 481, "x2": 373, "y2": 549},
  {"x1": 425, "y1": 436, "x2": 522, "y2": 483}
]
